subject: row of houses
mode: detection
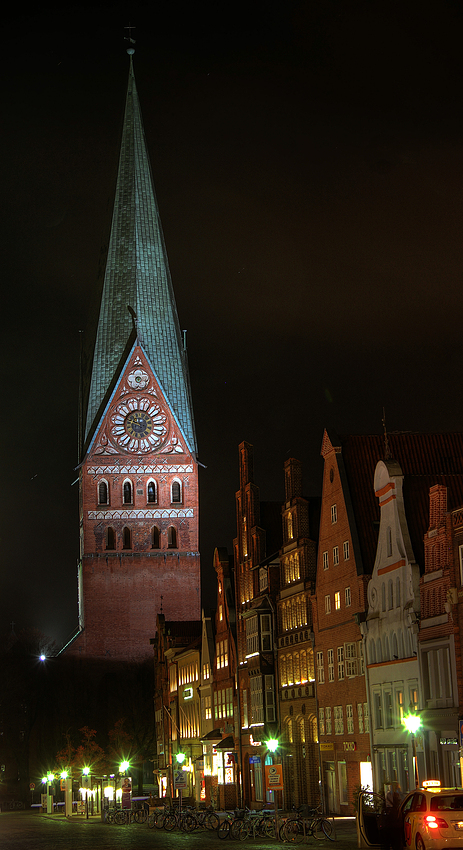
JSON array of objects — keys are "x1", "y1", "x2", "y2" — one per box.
[{"x1": 152, "y1": 431, "x2": 463, "y2": 814}]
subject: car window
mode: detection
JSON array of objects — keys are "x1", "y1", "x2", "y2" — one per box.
[
  {"x1": 402, "y1": 795, "x2": 414, "y2": 814},
  {"x1": 411, "y1": 794, "x2": 427, "y2": 813},
  {"x1": 430, "y1": 796, "x2": 463, "y2": 812}
]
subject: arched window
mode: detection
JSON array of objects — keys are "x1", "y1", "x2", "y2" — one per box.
[
  {"x1": 171, "y1": 481, "x2": 181, "y2": 503},
  {"x1": 287, "y1": 654, "x2": 294, "y2": 685},
  {"x1": 294, "y1": 652, "x2": 301, "y2": 684},
  {"x1": 280, "y1": 655, "x2": 287, "y2": 687},
  {"x1": 299, "y1": 717, "x2": 306, "y2": 743},
  {"x1": 387, "y1": 526, "x2": 392, "y2": 557},
  {"x1": 300, "y1": 649, "x2": 308, "y2": 682},
  {"x1": 151, "y1": 526, "x2": 160, "y2": 549},
  {"x1": 106, "y1": 527, "x2": 115, "y2": 550},
  {"x1": 309, "y1": 714, "x2": 318, "y2": 743},
  {"x1": 123, "y1": 480, "x2": 133, "y2": 505},
  {"x1": 168, "y1": 526, "x2": 177, "y2": 548},
  {"x1": 122, "y1": 527, "x2": 132, "y2": 549},
  {"x1": 147, "y1": 481, "x2": 156, "y2": 503},
  {"x1": 98, "y1": 480, "x2": 108, "y2": 505},
  {"x1": 381, "y1": 583, "x2": 386, "y2": 612},
  {"x1": 396, "y1": 577, "x2": 401, "y2": 608},
  {"x1": 388, "y1": 579, "x2": 393, "y2": 610}
]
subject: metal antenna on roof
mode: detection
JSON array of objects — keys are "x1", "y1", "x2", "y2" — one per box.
[{"x1": 382, "y1": 407, "x2": 392, "y2": 460}]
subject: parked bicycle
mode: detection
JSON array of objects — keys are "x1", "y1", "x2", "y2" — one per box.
[{"x1": 280, "y1": 805, "x2": 334, "y2": 842}]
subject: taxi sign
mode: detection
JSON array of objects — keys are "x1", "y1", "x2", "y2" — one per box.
[{"x1": 422, "y1": 780, "x2": 441, "y2": 788}]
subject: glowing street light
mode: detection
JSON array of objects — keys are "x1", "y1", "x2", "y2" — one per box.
[
  {"x1": 176, "y1": 752, "x2": 186, "y2": 765},
  {"x1": 403, "y1": 708, "x2": 421, "y2": 788},
  {"x1": 120, "y1": 760, "x2": 130, "y2": 773},
  {"x1": 266, "y1": 738, "x2": 279, "y2": 753}
]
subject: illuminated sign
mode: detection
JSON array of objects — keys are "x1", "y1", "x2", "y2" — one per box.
[
  {"x1": 422, "y1": 780, "x2": 441, "y2": 788},
  {"x1": 183, "y1": 687, "x2": 193, "y2": 700}
]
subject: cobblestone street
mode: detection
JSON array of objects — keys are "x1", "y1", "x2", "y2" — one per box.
[{"x1": 0, "y1": 812, "x2": 358, "y2": 850}]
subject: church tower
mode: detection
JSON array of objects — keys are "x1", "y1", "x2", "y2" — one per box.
[{"x1": 65, "y1": 54, "x2": 200, "y2": 661}]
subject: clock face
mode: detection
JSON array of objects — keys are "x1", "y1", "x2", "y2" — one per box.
[
  {"x1": 125, "y1": 410, "x2": 153, "y2": 438},
  {"x1": 110, "y1": 397, "x2": 168, "y2": 453}
]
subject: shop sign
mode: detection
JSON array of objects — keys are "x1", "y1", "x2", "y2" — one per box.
[
  {"x1": 249, "y1": 756, "x2": 261, "y2": 764},
  {"x1": 174, "y1": 770, "x2": 188, "y2": 789},
  {"x1": 440, "y1": 737, "x2": 458, "y2": 746},
  {"x1": 320, "y1": 742, "x2": 334, "y2": 751},
  {"x1": 343, "y1": 742, "x2": 357, "y2": 752},
  {"x1": 183, "y1": 687, "x2": 193, "y2": 700}
]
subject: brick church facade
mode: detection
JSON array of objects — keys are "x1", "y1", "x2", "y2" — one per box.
[{"x1": 63, "y1": 54, "x2": 200, "y2": 661}]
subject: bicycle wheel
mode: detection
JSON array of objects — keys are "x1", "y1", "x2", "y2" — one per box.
[
  {"x1": 163, "y1": 813, "x2": 177, "y2": 831},
  {"x1": 115, "y1": 810, "x2": 127, "y2": 825},
  {"x1": 155, "y1": 811, "x2": 167, "y2": 829},
  {"x1": 148, "y1": 813, "x2": 156, "y2": 828},
  {"x1": 265, "y1": 817, "x2": 277, "y2": 838},
  {"x1": 181, "y1": 813, "x2": 197, "y2": 832},
  {"x1": 205, "y1": 811, "x2": 220, "y2": 830},
  {"x1": 106, "y1": 811, "x2": 115, "y2": 824},
  {"x1": 321, "y1": 818, "x2": 334, "y2": 840},
  {"x1": 218, "y1": 819, "x2": 231, "y2": 839},
  {"x1": 230, "y1": 818, "x2": 244, "y2": 840},
  {"x1": 283, "y1": 818, "x2": 304, "y2": 843}
]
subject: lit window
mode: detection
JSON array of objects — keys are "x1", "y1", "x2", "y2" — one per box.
[
  {"x1": 334, "y1": 591, "x2": 341, "y2": 610},
  {"x1": 345, "y1": 586, "x2": 351, "y2": 607},
  {"x1": 323, "y1": 551, "x2": 329, "y2": 570},
  {"x1": 333, "y1": 546, "x2": 339, "y2": 566},
  {"x1": 219, "y1": 604, "x2": 223, "y2": 621},
  {"x1": 343, "y1": 541, "x2": 350, "y2": 560},
  {"x1": 325, "y1": 595, "x2": 331, "y2": 615},
  {"x1": 331, "y1": 504, "x2": 337, "y2": 524}
]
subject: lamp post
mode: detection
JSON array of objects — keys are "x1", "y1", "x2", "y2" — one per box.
[
  {"x1": 176, "y1": 752, "x2": 186, "y2": 813},
  {"x1": 60, "y1": 770, "x2": 72, "y2": 818},
  {"x1": 403, "y1": 709, "x2": 421, "y2": 789},
  {"x1": 266, "y1": 738, "x2": 281, "y2": 837}
]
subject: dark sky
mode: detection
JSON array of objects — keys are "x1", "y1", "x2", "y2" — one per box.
[{"x1": 2, "y1": 1, "x2": 463, "y2": 647}]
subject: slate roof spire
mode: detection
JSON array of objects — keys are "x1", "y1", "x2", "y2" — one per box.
[{"x1": 84, "y1": 55, "x2": 197, "y2": 454}]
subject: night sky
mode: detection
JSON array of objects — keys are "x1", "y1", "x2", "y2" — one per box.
[{"x1": 2, "y1": 1, "x2": 463, "y2": 647}]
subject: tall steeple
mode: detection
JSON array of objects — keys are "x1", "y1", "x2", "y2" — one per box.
[
  {"x1": 84, "y1": 55, "x2": 196, "y2": 457},
  {"x1": 64, "y1": 53, "x2": 201, "y2": 662}
]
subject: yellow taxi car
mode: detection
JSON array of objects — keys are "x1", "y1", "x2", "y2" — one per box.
[{"x1": 401, "y1": 784, "x2": 463, "y2": 850}]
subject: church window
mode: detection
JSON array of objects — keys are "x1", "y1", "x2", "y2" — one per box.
[
  {"x1": 171, "y1": 481, "x2": 181, "y2": 503},
  {"x1": 168, "y1": 526, "x2": 177, "y2": 548},
  {"x1": 287, "y1": 512, "x2": 293, "y2": 540},
  {"x1": 151, "y1": 526, "x2": 160, "y2": 549},
  {"x1": 147, "y1": 481, "x2": 156, "y2": 503},
  {"x1": 106, "y1": 527, "x2": 115, "y2": 550},
  {"x1": 387, "y1": 526, "x2": 392, "y2": 557},
  {"x1": 122, "y1": 527, "x2": 132, "y2": 549},
  {"x1": 98, "y1": 481, "x2": 109, "y2": 505},
  {"x1": 123, "y1": 480, "x2": 133, "y2": 504}
]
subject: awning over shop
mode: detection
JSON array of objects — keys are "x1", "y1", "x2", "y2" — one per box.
[{"x1": 200, "y1": 729, "x2": 222, "y2": 742}]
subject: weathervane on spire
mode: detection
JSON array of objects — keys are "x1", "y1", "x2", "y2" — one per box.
[{"x1": 124, "y1": 23, "x2": 136, "y2": 55}]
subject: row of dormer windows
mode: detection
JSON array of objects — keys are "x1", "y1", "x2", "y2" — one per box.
[
  {"x1": 104, "y1": 525, "x2": 179, "y2": 550},
  {"x1": 97, "y1": 479, "x2": 182, "y2": 506}
]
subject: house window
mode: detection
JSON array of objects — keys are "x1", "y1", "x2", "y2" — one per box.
[
  {"x1": 147, "y1": 481, "x2": 156, "y2": 503},
  {"x1": 204, "y1": 694, "x2": 211, "y2": 720},
  {"x1": 122, "y1": 526, "x2": 132, "y2": 549},
  {"x1": 326, "y1": 706, "x2": 332, "y2": 735},
  {"x1": 98, "y1": 481, "x2": 108, "y2": 505},
  {"x1": 259, "y1": 567, "x2": 268, "y2": 591},
  {"x1": 246, "y1": 615, "x2": 259, "y2": 656},
  {"x1": 261, "y1": 614, "x2": 272, "y2": 652},
  {"x1": 123, "y1": 480, "x2": 132, "y2": 504},
  {"x1": 374, "y1": 692, "x2": 382, "y2": 728},
  {"x1": 333, "y1": 546, "x2": 339, "y2": 566},
  {"x1": 343, "y1": 540, "x2": 350, "y2": 560},
  {"x1": 265, "y1": 675, "x2": 276, "y2": 722},
  {"x1": 364, "y1": 702, "x2": 370, "y2": 732},
  {"x1": 325, "y1": 595, "x2": 331, "y2": 615},
  {"x1": 323, "y1": 551, "x2": 329, "y2": 570},
  {"x1": 345, "y1": 586, "x2": 351, "y2": 607},
  {"x1": 242, "y1": 688, "x2": 248, "y2": 729},
  {"x1": 346, "y1": 704, "x2": 354, "y2": 734},
  {"x1": 334, "y1": 591, "x2": 341, "y2": 610},
  {"x1": 151, "y1": 526, "x2": 160, "y2": 549},
  {"x1": 167, "y1": 526, "x2": 177, "y2": 548},
  {"x1": 345, "y1": 642, "x2": 357, "y2": 677},
  {"x1": 316, "y1": 651, "x2": 325, "y2": 684},
  {"x1": 319, "y1": 707, "x2": 325, "y2": 736},
  {"x1": 334, "y1": 705, "x2": 344, "y2": 735},
  {"x1": 106, "y1": 526, "x2": 115, "y2": 550},
  {"x1": 203, "y1": 662, "x2": 210, "y2": 680},
  {"x1": 250, "y1": 675, "x2": 264, "y2": 724},
  {"x1": 337, "y1": 646, "x2": 344, "y2": 680},
  {"x1": 171, "y1": 481, "x2": 181, "y2": 503},
  {"x1": 385, "y1": 691, "x2": 393, "y2": 727},
  {"x1": 397, "y1": 691, "x2": 404, "y2": 725},
  {"x1": 357, "y1": 703, "x2": 364, "y2": 734},
  {"x1": 358, "y1": 641, "x2": 364, "y2": 675},
  {"x1": 328, "y1": 649, "x2": 334, "y2": 682},
  {"x1": 331, "y1": 504, "x2": 337, "y2": 524}
]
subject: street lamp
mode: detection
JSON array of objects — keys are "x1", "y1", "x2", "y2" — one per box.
[
  {"x1": 403, "y1": 709, "x2": 421, "y2": 788},
  {"x1": 265, "y1": 738, "x2": 282, "y2": 836}
]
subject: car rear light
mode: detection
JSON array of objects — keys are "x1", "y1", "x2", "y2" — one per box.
[{"x1": 425, "y1": 816, "x2": 449, "y2": 829}]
